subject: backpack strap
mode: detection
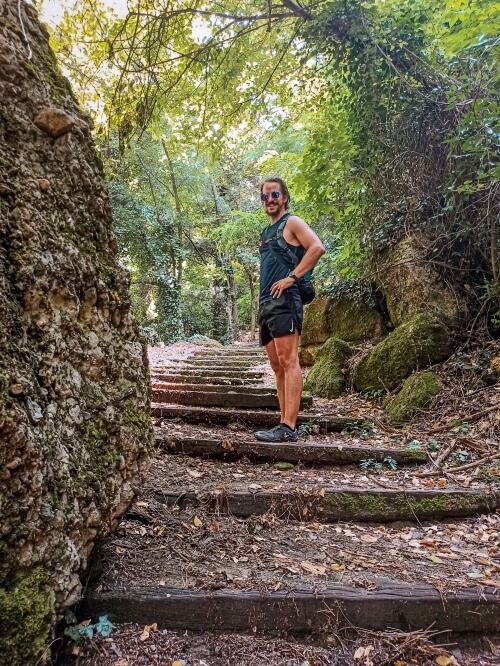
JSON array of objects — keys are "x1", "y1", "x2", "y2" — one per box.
[{"x1": 275, "y1": 214, "x2": 300, "y2": 268}]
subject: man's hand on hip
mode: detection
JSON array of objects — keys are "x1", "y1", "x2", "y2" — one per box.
[{"x1": 270, "y1": 276, "x2": 295, "y2": 298}]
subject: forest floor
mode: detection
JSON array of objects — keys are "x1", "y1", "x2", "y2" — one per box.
[{"x1": 66, "y1": 337, "x2": 499, "y2": 666}]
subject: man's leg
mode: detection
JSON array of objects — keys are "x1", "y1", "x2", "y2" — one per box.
[
  {"x1": 265, "y1": 340, "x2": 285, "y2": 421},
  {"x1": 273, "y1": 331, "x2": 302, "y2": 429}
]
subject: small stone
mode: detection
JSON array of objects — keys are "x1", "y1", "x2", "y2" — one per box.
[
  {"x1": 38, "y1": 178, "x2": 51, "y2": 191},
  {"x1": 34, "y1": 107, "x2": 76, "y2": 138},
  {"x1": 9, "y1": 383, "x2": 24, "y2": 395},
  {"x1": 26, "y1": 396, "x2": 44, "y2": 423}
]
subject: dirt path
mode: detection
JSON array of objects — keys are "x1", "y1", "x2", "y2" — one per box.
[{"x1": 69, "y1": 343, "x2": 499, "y2": 665}]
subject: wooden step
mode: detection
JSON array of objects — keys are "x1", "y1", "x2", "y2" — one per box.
[
  {"x1": 190, "y1": 355, "x2": 266, "y2": 362},
  {"x1": 167, "y1": 364, "x2": 265, "y2": 373},
  {"x1": 193, "y1": 349, "x2": 264, "y2": 357},
  {"x1": 79, "y1": 580, "x2": 499, "y2": 634},
  {"x1": 153, "y1": 383, "x2": 276, "y2": 396},
  {"x1": 153, "y1": 369, "x2": 266, "y2": 379},
  {"x1": 152, "y1": 486, "x2": 497, "y2": 523},
  {"x1": 182, "y1": 358, "x2": 264, "y2": 367},
  {"x1": 151, "y1": 389, "x2": 312, "y2": 409},
  {"x1": 151, "y1": 374, "x2": 262, "y2": 386},
  {"x1": 151, "y1": 404, "x2": 362, "y2": 430},
  {"x1": 155, "y1": 435, "x2": 428, "y2": 465}
]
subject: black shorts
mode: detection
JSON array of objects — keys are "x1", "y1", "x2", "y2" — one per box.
[{"x1": 258, "y1": 292, "x2": 303, "y2": 347}]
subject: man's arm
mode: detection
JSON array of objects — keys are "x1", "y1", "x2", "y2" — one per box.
[{"x1": 270, "y1": 216, "x2": 325, "y2": 299}]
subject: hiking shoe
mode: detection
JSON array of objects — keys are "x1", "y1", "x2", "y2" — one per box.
[{"x1": 254, "y1": 423, "x2": 298, "y2": 443}]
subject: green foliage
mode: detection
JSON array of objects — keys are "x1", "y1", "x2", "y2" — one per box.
[
  {"x1": 46, "y1": 0, "x2": 500, "y2": 339},
  {"x1": 360, "y1": 456, "x2": 398, "y2": 472},
  {"x1": 64, "y1": 612, "x2": 115, "y2": 644}
]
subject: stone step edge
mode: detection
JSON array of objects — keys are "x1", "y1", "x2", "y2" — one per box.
[
  {"x1": 155, "y1": 435, "x2": 427, "y2": 465},
  {"x1": 152, "y1": 487, "x2": 498, "y2": 523},
  {"x1": 79, "y1": 581, "x2": 499, "y2": 634},
  {"x1": 151, "y1": 404, "x2": 364, "y2": 431}
]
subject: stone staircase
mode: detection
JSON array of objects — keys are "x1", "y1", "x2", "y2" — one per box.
[{"x1": 80, "y1": 345, "x2": 499, "y2": 647}]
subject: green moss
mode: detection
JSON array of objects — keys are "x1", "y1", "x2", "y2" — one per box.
[
  {"x1": 327, "y1": 297, "x2": 384, "y2": 342},
  {"x1": 71, "y1": 419, "x2": 119, "y2": 492},
  {"x1": 0, "y1": 568, "x2": 55, "y2": 665},
  {"x1": 304, "y1": 337, "x2": 352, "y2": 398},
  {"x1": 322, "y1": 490, "x2": 492, "y2": 521},
  {"x1": 121, "y1": 398, "x2": 153, "y2": 438},
  {"x1": 301, "y1": 296, "x2": 384, "y2": 347},
  {"x1": 352, "y1": 314, "x2": 452, "y2": 392},
  {"x1": 386, "y1": 372, "x2": 440, "y2": 425}
]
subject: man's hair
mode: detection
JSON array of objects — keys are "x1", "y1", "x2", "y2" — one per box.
[{"x1": 260, "y1": 177, "x2": 290, "y2": 210}]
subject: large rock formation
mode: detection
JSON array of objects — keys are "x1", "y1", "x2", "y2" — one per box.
[
  {"x1": 299, "y1": 295, "x2": 384, "y2": 366},
  {"x1": 375, "y1": 234, "x2": 466, "y2": 327},
  {"x1": 0, "y1": 2, "x2": 152, "y2": 661},
  {"x1": 352, "y1": 314, "x2": 452, "y2": 392}
]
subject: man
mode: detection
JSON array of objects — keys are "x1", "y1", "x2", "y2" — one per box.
[{"x1": 255, "y1": 177, "x2": 325, "y2": 443}]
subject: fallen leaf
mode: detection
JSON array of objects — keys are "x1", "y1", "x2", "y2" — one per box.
[
  {"x1": 360, "y1": 535, "x2": 378, "y2": 544},
  {"x1": 139, "y1": 623, "x2": 157, "y2": 641},
  {"x1": 193, "y1": 516, "x2": 202, "y2": 528},
  {"x1": 353, "y1": 646, "x2": 365, "y2": 660},
  {"x1": 300, "y1": 560, "x2": 326, "y2": 575},
  {"x1": 435, "y1": 656, "x2": 457, "y2": 666},
  {"x1": 430, "y1": 555, "x2": 444, "y2": 564}
]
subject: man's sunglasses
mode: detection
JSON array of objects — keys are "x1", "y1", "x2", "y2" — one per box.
[{"x1": 260, "y1": 190, "x2": 281, "y2": 202}]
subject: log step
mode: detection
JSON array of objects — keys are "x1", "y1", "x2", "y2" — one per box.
[
  {"x1": 153, "y1": 486, "x2": 497, "y2": 523},
  {"x1": 181, "y1": 358, "x2": 264, "y2": 367},
  {"x1": 151, "y1": 389, "x2": 312, "y2": 409},
  {"x1": 79, "y1": 581, "x2": 499, "y2": 634},
  {"x1": 153, "y1": 383, "x2": 276, "y2": 396},
  {"x1": 192, "y1": 349, "x2": 264, "y2": 357},
  {"x1": 155, "y1": 435, "x2": 428, "y2": 465},
  {"x1": 153, "y1": 369, "x2": 266, "y2": 378},
  {"x1": 169, "y1": 364, "x2": 267, "y2": 373},
  {"x1": 151, "y1": 404, "x2": 363, "y2": 430},
  {"x1": 151, "y1": 374, "x2": 262, "y2": 386}
]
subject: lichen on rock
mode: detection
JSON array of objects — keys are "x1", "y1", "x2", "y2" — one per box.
[
  {"x1": 0, "y1": 2, "x2": 152, "y2": 662},
  {"x1": 304, "y1": 337, "x2": 353, "y2": 398},
  {"x1": 352, "y1": 314, "x2": 452, "y2": 392},
  {"x1": 385, "y1": 372, "x2": 441, "y2": 425}
]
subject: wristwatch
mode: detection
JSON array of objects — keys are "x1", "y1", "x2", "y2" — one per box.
[{"x1": 288, "y1": 272, "x2": 299, "y2": 282}]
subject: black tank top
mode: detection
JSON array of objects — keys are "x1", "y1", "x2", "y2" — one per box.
[{"x1": 259, "y1": 214, "x2": 305, "y2": 304}]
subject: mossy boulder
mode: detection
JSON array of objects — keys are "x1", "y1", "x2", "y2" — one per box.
[
  {"x1": 352, "y1": 314, "x2": 452, "y2": 392},
  {"x1": 304, "y1": 337, "x2": 353, "y2": 398},
  {"x1": 300, "y1": 298, "x2": 334, "y2": 346},
  {"x1": 386, "y1": 372, "x2": 441, "y2": 424},
  {"x1": 301, "y1": 296, "x2": 384, "y2": 347},
  {"x1": 375, "y1": 234, "x2": 466, "y2": 327},
  {"x1": 299, "y1": 344, "x2": 323, "y2": 367},
  {"x1": 0, "y1": 3, "x2": 152, "y2": 660},
  {"x1": 0, "y1": 568, "x2": 55, "y2": 665}
]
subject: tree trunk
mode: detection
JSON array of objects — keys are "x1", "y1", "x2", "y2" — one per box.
[
  {"x1": 162, "y1": 139, "x2": 184, "y2": 285},
  {"x1": 211, "y1": 180, "x2": 239, "y2": 341}
]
